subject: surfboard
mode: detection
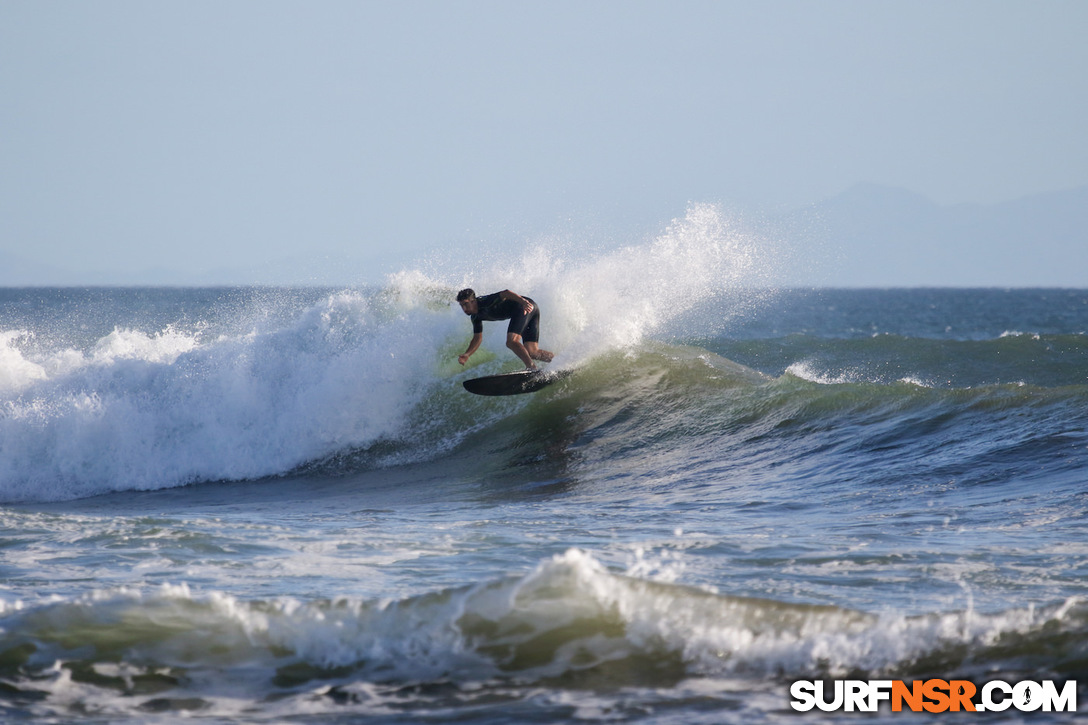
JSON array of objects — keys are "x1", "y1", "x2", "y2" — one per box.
[{"x1": 462, "y1": 368, "x2": 571, "y2": 396}]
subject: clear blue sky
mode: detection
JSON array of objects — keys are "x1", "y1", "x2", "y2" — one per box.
[{"x1": 2, "y1": 1, "x2": 1086, "y2": 284}]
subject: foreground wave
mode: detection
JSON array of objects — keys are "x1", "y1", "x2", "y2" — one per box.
[{"x1": 2, "y1": 549, "x2": 1084, "y2": 721}]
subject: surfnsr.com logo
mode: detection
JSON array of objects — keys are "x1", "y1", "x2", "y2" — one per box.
[{"x1": 790, "y1": 679, "x2": 1078, "y2": 713}]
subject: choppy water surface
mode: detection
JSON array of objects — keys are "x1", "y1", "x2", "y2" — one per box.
[{"x1": 2, "y1": 214, "x2": 1087, "y2": 722}]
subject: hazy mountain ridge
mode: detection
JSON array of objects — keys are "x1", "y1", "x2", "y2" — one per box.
[
  {"x1": 790, "y1": 183, "x2": 1088, "y2": 287},
  {"x1": 2, "y1": 185, "x2": 1086, "y2": 287}
]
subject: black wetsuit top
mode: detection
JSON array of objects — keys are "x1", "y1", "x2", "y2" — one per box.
[{"x1": 470, "y1": 293, "x2": 540, "y2": 342}]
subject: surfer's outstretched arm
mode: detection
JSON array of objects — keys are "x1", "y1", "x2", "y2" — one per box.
[{"x1": 458, "y1": 333, "x2": 483, "y2": 365}]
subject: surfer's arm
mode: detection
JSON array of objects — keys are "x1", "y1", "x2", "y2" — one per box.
[{"x1": 458, "y1": 333, "x2": 483, "y2": 365}]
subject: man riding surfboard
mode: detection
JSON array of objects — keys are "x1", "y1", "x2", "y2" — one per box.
[{"x1": 456, "y1": 288, "x2": 554, "y2": 370}]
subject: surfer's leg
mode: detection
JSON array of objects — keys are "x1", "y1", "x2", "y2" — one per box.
[
  {"x1": 506, "y1": 333, "x2": 536, "y2": 369},
  {"x1": 517, "y1": 305, "x2": 551, "y2": 361},
  {"x1": 525, "y1": 342, "x2": 554, "y2": 362}
]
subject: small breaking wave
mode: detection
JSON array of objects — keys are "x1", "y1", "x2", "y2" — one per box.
[{"x1": 1, "y1": 549, "x2": 1083, "y2": 721}]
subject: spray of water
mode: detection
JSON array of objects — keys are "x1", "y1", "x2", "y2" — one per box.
[{"x1": 403, "y1": 202, "x2": 777, "y2": 363}]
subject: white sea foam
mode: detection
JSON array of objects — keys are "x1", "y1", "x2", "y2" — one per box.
[
  {"x1": 784, "y1": 361, "x2": 860, "y2": 385},
  {"x1": 999, "y1": 330, "x2": 1041, "y2": 340},
  {"x1": 0, "y1": 291, "x2": 456, "y2": 502},
  {"x1": 0, "y1": 330, "x2": 48, "y2": 393},
  {"x1": 406, "y1": 202, "x2": 774, "y2": 362}
]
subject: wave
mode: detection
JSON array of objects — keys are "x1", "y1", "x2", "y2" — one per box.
[
  {"x1": 3, "y1": 316, "x2": 1086, "y2": 505},
  {"x1": 0, "y1": 290, "x2": 446, "y2": 502},
  {"x1": 0, "y1": 205, "x2": 778, "y2": 503},
  {"x1": 3, "y1": 209, "x2": 1086, "y2": 504},
  {"x1": 4, "y1": 318, "x2": 1087, "y2": 505},
  {"x1": 712, "y1": 332, "x2": 1088, "y2": 389},
  {"x1": 1, "y1": 549, "x2": 1084, "y2": 720}
]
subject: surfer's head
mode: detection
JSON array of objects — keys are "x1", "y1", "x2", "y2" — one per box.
[{"x1": 456, "y1": 288, "x2": 478, "y2": 315}]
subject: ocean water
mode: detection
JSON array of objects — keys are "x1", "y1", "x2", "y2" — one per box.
[{"x1": 2, "y1": 208, "x2": 1088, "y2": 722}]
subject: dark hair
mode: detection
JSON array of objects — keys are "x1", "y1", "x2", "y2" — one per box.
[{"x1": 456, "y1": 288, "x2": 475, "y2": 302}]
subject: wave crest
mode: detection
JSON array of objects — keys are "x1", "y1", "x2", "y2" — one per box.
[{"x1": 3, "y1": 549, "x2": 1083, "y2": 720}]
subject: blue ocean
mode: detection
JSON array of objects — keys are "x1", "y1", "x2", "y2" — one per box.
[{"x1": 2, "y1": 209, "x2": 1087, "y2": 722}]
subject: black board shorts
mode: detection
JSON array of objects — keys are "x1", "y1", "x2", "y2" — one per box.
[{"x1": 507, "y1": 298, "x2": 540, "y2": 343}]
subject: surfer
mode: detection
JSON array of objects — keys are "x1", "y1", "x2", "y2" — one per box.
[{"x1": 456, "y1": 288, "x2": 554, "y2": 370}]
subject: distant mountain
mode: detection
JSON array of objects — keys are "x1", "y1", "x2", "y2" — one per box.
[
  {"x1": 4, "y1": 185, "x2": 1086, "y2": 287},
  {"x1": 787, "y1": 183, "x2": 1088, "y2": 287}
]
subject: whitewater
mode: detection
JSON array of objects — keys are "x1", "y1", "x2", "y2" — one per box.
[{"x1": 2, "y1": 205, "x2": 1087, "y2": 722}]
